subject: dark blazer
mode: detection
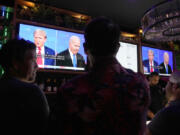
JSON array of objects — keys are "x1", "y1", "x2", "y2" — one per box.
[
  {"x1": 56, "y1": 49, "x2": 85, "y2": 68},
  {"x1": 44, "y1": 46, "x2": 55, "y2": 66},
  {"x1": 0, "y1": 75, "x2": 49, "y2": 135},
  {"x1": 159, "y1": 62, "x2": 172, "y2": 74},
  {"x1": 143, "y1": 59, "x2": 159, "y2": 73}
]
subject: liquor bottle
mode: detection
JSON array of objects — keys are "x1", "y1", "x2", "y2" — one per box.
[
  {"x1": 38, "y1": 81, "x2": 45, "y2": 92},
  {"x1": 45, "y1": 78, "x2": 52, "y2": 92},
  {"x1": 61, "y1": 78, "x2": 66, "y2": 87},
  {"x1": 52, "y1": 78, "x2": 57, "y2": 92}
]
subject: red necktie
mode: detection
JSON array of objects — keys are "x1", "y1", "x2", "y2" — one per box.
[
  {"x1": 150, "y1": 61, "x2": 153, "y2": 72},
  {"x1": 37, "y1": 47, "x2": 42, "y2": 65}
]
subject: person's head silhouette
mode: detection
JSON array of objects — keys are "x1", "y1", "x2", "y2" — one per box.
[
  {"x1": 84, "y1": 16, "x2": 120, "y2": 58},
  {"x1": 0, "y1": 38, "x2": 37, "y2": 82}
]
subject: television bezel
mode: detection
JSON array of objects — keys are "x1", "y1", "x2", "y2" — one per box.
[{"x1": 15, "y1": 19, "x2": 88, "y2": 74}]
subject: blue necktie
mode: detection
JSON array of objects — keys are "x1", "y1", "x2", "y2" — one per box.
[
  {"x1": 73, "y1": 54, "x2": 77, "y2": 67},
  {"x1": 166, "y1": 65, "x2": 168, "y2": 74}
]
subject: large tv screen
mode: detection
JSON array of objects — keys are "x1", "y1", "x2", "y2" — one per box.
[
  {"x1": 142, "y1": 46, "x2": 173, "y2": 76},
  {"x1": 18, "y1": 23, "x2": 87, "y2": 71},
  {"x1": 116, "y1": 42, "x2": 138, "y2": 72}
]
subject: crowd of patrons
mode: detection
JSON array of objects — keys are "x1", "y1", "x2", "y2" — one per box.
[{"x1": 0, "y1": 16, "x2": 180, "y2": 135}]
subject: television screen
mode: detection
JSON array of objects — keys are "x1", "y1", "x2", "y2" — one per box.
[
  {"x1": 116, "y1": 42, "x2": 138, "y2": 72},
  {"x1": 142, "y1": 46, "x2": 173, "y2": 76},
  {"x1": 18, "y1": 23, "x2": 87, "y2": 71}
]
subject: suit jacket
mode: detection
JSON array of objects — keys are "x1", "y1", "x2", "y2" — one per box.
[
  {"x1": 159, "y1": 62, "x2": 172, "y2": 74},
  {"x1": 56, "y1": 49, "x2": 85, "y2": 68},
  {"x1": 143, "y1": 59, "x2": 159, "y2": 73},
  {"x1": 44, "y1": 46, "x2": 55, "y2": 66}
]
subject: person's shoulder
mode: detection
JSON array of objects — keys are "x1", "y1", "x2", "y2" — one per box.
[
  {"x1": 114, "y1": 68, "x2": 150, "y2": 109},
  {"x1": 0, "y1": 77, "x2": 41, "y2": 94},
  {"x1": 57, "y1": 49, "x2": 68, "y2": 55},
  {"x1": 123, "y1": 68, "x2": 140, "y2": 75},
  {"x1": 168, "y1": 64, "x2": 171, "y2": 67},
  {"x1": 154, "y1": 60, "x2": 158, "y2": 65},
  {"x1": 124, "y1": 68, "x2": 135, "y2": 74},
  {"x1": 128, "y1": 69, "x2": 148, "y2": 83},
  {"x1": 150, "y1": 102, "x2": 180, "y2": 124},
  {"x1": 45, "y1": 46, "x2": 54, "y2": 51},
  {"x1": 45, "y1": 46, "x2": 55, "y2": 54},
  {"x1": 117, "y1": 68, "x2": 149, "y2": 90},
  {"x1": 18, "y1": 80, "x2": 41, "y2": 93},
  {"x1": 166, "y1": 100, "x2": 180, "y2": 110},
  {"x1": 159, "y1": 62, "x2": 164, "y2": 66},
  {"x1": 0, "y1": 76, "x2": 30, "y2": 89},
  {"x1": 18, "y1": 82, "x2": 46, "y2": 101},
  {"x1": 143, "y1": 59, "x2": 148, "y2": 63},
  {"x1": 6, "y1": 77, "x2": 41, "y2": 93},
  {"x1": 148, "y1": 104, "x2": 180, "y2": 135},
  {"x1": 77, "y1": 53, "x2": 84, "y2": 59},
  {"x1": 126, "y1": 68, "x2": 149, "y2": 92}
]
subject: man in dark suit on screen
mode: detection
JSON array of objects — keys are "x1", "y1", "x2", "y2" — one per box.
[
  {"x1": 56, "y1": 35, "x2": 85, "y2": 68},
  {"x1": 34, "y1": 29, "x2": 55, "y2": 67},
  {"x1": 143, "y1": 49, "x2": 159, "y2": 73},
  {"x1": 159, "y1": 52, "x2": 172, "y2": 74}
]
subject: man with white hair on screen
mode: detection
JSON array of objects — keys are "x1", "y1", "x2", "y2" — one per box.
[
  {"x1": 56, "y1": 35, "x2": 85, "y2": 68},
  {"x1": 159, "y1": 52, "x2": 172, "y2": 74}
]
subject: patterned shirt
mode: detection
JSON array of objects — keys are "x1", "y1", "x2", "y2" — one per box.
[{"x1": 54, "y1": 57, "x2": 150, "y2": 135}]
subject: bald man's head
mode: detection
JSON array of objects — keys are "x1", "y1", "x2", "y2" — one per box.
[{"x1": 69, "y1": 36, "x2": 81, "y2": 54}]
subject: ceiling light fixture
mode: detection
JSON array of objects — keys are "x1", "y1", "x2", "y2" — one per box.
[{"x1": 141, "y1": 0, "x2": 180, "y2": 42}]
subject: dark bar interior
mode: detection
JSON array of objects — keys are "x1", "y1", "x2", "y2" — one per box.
[{"x1": 0, "y1": 0, "x2": 180, "y2": 135}]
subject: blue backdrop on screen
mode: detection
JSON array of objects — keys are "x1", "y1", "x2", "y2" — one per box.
[
  {"x1": 142, "y1": 46, "x2": 173, "y2": 73},
  {"x1": 18, "y1": 24, "x2": 87, "y2": 65}
]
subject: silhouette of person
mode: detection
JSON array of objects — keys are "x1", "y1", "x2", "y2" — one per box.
[
  {"x1": 147, "y1": 71, "x2": 180, "y2": 135},
  {"x1": 52, "y1": 17, "x2": 150, "y2": 135},
  {"x1": 0, "y1": 38, "x2": 49, "y2": 135}
]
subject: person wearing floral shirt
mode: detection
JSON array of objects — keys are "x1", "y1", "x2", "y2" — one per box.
[{"x1": 52, "y1": 16, "x2": 150, "y2": 135}]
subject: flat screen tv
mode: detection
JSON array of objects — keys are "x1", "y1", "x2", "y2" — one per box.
[
  {"x1": 116, "y1": 42, "x2": 138, "y2": 72},
  {"x1": 18, "y1": 23, "x2": 87, "y2": 71},
  {"x1": 142, "y1": 46, "x2": 173, "y2": 76}
]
